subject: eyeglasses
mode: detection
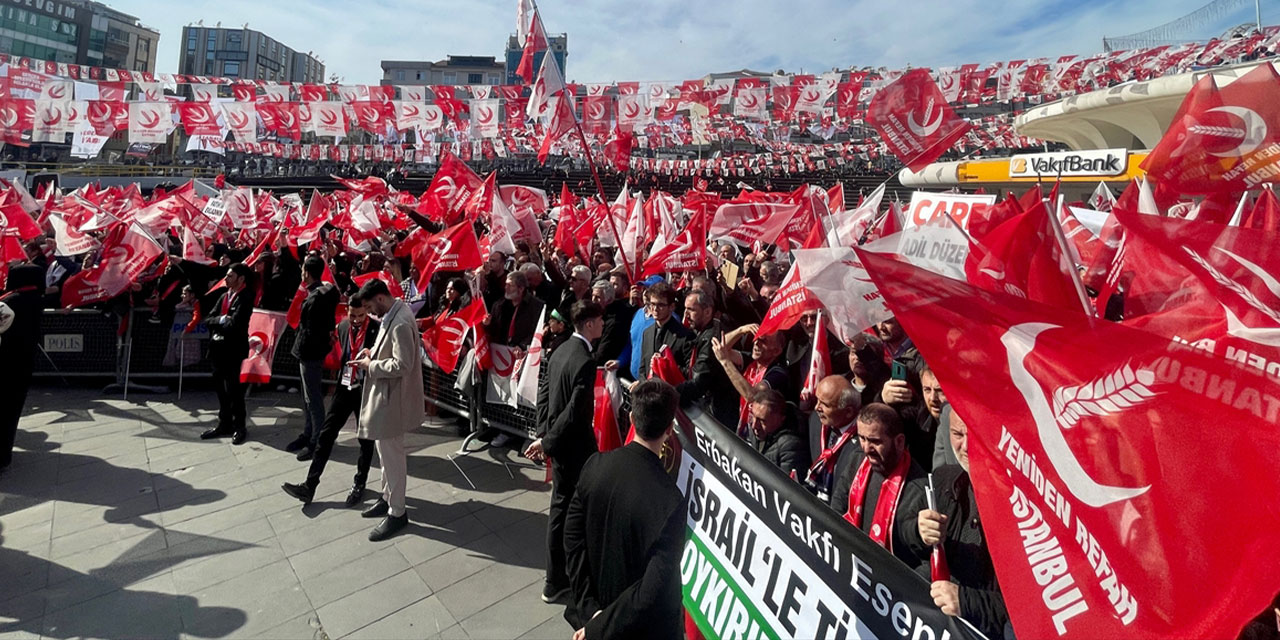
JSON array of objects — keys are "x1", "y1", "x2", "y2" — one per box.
[
  {"x1": 646, "y1": 301, "x2": 671, "y2": 309},
  {"x1": 800, "y1": 315, "x2": 819, "y2": 324}
]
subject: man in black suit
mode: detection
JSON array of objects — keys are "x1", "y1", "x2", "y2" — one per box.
[
  {"x1": 637, "y1": 282, "x2": 692, "y2": 381},
  {"x1": 289, "y1": 256, "x2": 339, "y2": 460},
  {"x1": 486, "y1": 270, "x2": 544, "y2": 353},
  {"x1": 805, "y1": 376, "x2": 862, "y2": 506},
  {"x1": 564, "y1": 379, "x2": 685, "y2": 639},
  {"x1": 676, "y1": 291, "x2": 738, "y2": 428},
  {"x1": 201, "y1": 263, "x2": 254, "y2": 445},
  {"x1": 0, "y1": 264, "x2": 44, "y2": 473},
  {"x1": 281, "y1": 292, "x2": 380, "y2": 507},
  {"x1": 527, "y1": 300, "x2": 604, "y2": 604}
]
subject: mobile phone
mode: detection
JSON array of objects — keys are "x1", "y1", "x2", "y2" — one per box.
[{"x1": 891, "y1": 361, "x2": 908, "y2": 381}]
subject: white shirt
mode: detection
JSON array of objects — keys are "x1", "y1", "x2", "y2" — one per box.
[{"x1": 571, "y1": 332, "x2": 593, "y2": 352}]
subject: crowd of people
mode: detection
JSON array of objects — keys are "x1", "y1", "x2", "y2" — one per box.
[{"x1": 1, "y1": 174, "x2": 1012, "y2": 639}]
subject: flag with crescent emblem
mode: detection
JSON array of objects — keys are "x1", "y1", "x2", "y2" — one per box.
[
  {"x1": 1141, "y1": 62, "x2": 1280, "y2": 195},
  {"x1": 60, "y1": 223, "x2": 166, "y2": 308},
  {"x1": 127, "y1": 101, "x2": 171, "y2": 144},
  {"x1": 582, "y1": 95, "x2": 612, "y2": 136},
  {"x1": 309, "y1": 102, "x2": 346, "y2": 137},
  {"x1": 412, "y1": 220, "x2": 483, "y2": 292},
  {"x1": 859, "y1": 248, "x2": 1280, "y2": 640},
  {"x1": 219, "y1": 101, "x2": 257, "y2": 143},
  {"x1": 419, "y1": 151, "x2": 483, "y2": 222},
  {"x1": 867, "y1": 69, "x2": 971, "y2": 172},
  {"x1": 176, "y1": 102, "x2": 221, "y2": 136},
  {"x1": 240, "y1": 310, "x2": 287, "y2": 384},
  {"x1": 421, "y1": 295, "x2": 486, "y2": 373},
  {"x1": 470, "y1": 99, "x2": 500, "y2": 138}
]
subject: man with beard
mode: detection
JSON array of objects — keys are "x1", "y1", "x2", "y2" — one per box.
[
  {"x1": 676, "y1": 291, "x2": 738, "y2": 428},
  {"x1": 902, "y1": 409, "x2": 1010, "y2": 638},
  {"x1": 831, "y1": 403, "x2": 926, "y2": 568},
  {"x1": 711, "y1": 324, "x2": 790, "y2": 437}
]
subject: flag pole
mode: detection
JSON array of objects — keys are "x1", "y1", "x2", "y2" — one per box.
[
  {"x1": 531, "y1": 0, "x2": 633, "y2": 278},
  {"x1": 568, "y1": 94, "x2": 634, "y2": 279}
]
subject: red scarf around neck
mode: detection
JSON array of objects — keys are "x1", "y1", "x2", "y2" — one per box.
[{"x1": 844, "y1": 448, "x2": 912, "y2": 551}]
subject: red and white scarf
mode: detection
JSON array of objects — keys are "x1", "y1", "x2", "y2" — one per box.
[{"x1": 844, "y1": 449, "x2": 912, "y2": 551}]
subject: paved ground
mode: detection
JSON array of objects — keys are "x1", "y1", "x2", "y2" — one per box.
[{"x1": 0, "y1": 385, "x2": 570, "y2": 640}]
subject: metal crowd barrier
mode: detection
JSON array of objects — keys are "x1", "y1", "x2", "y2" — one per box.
[{"x1": 33, "y1": 307, "x2": 548, "y2": 440}]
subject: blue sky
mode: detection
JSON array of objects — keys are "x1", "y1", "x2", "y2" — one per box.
[{"x1": 107, "y1": 0, "x2": 1280, "y2": 84}]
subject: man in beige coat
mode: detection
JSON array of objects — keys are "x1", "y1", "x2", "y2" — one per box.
[{"x1": 350, "y1": 279, "x2": 424, "y2": 541}]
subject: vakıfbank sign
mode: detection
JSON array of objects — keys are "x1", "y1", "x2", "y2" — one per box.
[{"x1": 1008, "y1": 149, "x2": 1128, "y2": 178}]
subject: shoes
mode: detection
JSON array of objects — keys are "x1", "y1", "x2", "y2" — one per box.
[
  {"x1": 361, "y1": 498, "x2": 389, "y2": 518},
  {"x1": 541, "y1": 583, "x2": 571, "y2": 604},
  {"x1": 345, "y1": 485, "x2": 366, "y2": 507},
  {"x1": 199, "y1": 427, "x2": 231, "y2": 440},
  {"x1": 491, "y1": 433, "x2": 512, "y2": 448},
  {"x1": 231, "y1": 430, "x2": 248, "y2": 446},
  {"x1": 281, "y1": 482, "x2": 315, "y2": 504},
  {"x1": 368, "y1": 513, "x2": 408, "y2": 542},
  {"x1": 285, "y1": 436, "x2": 308, "y2": 452},
  {"x1": 295, "y1": 447, "x2": 314, "y2": 461}
]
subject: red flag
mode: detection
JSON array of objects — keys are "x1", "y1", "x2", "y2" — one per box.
[
  {"x1": 538, "y1": 92, "x2": 577, "y2": 164},
  {"x1": 602, "y1": 127, "x2": 635, "y2": 172},
  {"x1": 240, "y1": 309, "x2": 287, "y2": 384},
  {"x1": 0, "y1": 202, "x2": 41, "y2": 241},
  {"x1": 582, "y1": 95, "x2": 612, "y2": 136},
  {"x1": 61, "y1": 223, "x2": 166, "y2": 308},
  {"x1": 866, "y1": 69, "x2": 972, "y2": 171},
  {"x1": 648, "y1": 345, "x2": 686, "y2": 384},
  {"x1": 707, "y1": 202, "x2": 800, "y2": 247},
  {"x1": 756, "y1": 263, "x2": 823, "y2": 336},
  {"x1": 516, "y1": 5, "x2": 548, "y2": 84},
  {"x1": 1141, "y1": 62, "x2": 1280, "y2": 194},
  {"x1": 641, "y1": 218, "x2": 706, "y2": 277},
  {"x1": 1241, "y1": 185, "x2": 1280, "y2": 232},
  {"x1": 420, "y1": 152, "x2": 483, "y2": 222},
  {"x1": 412, "y1": 221, "x2": 483, "y2": 292},
  {"x1": 592, "y1": 369, "x2": 623, "y2": 452},
  {"x1": 964, "y1": 200, "x2": 1086, "y2": 312},
  {"x1": 860, "y1": 249, "x2": 1280, "y2": 640},
  {"x1": 175, "y1": 102, "x2": 220, "y2": 136},
  {"x1": 421, "y1": 295, "x2": 486, "y2": 373},
  {"x1": 352, "y1": 271, "x2": 404, "y2": 299}
]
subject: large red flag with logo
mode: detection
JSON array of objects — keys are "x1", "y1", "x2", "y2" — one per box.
[
  {"x1": 756, "y1": 263, "x2": 822, "y2": 336},
  {"x1": 707, "y1": 202, "x2": 800, "y2": 247},
  {"x1": 640, "y1": 217, "x2": 706, "y2": 278},
  {"x1": 61, "y1": 223, "x2": 166, "y2": 308},
  {"x1": 412, "y1": 221, "x2": 483, "y2": 292},
  {"x1": 964, "y1": 200, "x2": 1086, "y2": 312},
  {"x1": 421, "y1": 295, "x2": 487, "y2": 374},
  {"x1": 866, "y1": 69, "x2": 972, "y2": 172},
  {"x1": 241, "y1": 309, "x2": 288, "y2": 384},
  {"x1": 859, "y1": 249, "x2": 1280, "y2": 640},
  {"x1": 1141, "y1": 62, "x2": 1280, "y2": 195},
  {"x1": 419, "y1": 152, "x2": 483, "y2": 222},
  {"x1": 592, "y1": 369, "x2": 624, "y2": 452}
]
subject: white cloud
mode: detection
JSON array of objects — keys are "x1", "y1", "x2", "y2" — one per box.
[{"x1": 107, "y1": 0, "x2": 1270, "y2": 84}]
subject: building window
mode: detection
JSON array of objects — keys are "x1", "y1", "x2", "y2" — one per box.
[
  {"x1": 487, "y1": 74, "x2": 500, "y2": 85},
  {"x1": 395, "y1": 69, "x2": 405, "y2": 82},
  {"x1": 467, "y1": 73, "x2": 482, "y2": 84},
  {"x1": 415, "y1": 71, "x2": 423, "y2": 80},
  {"x1": 205, "y1": 60, "x2": 214, "y2": 74},
  {"x1": 224, "y1": 61, "x2": 239, "y2": 76},
  {"x1": 137, "y1": 38, "x2": 148, "y2": 55},
  {"x1": 227, "y1": 31, "x2": 241, "y2": 49},
  {"x1": 443, "y1": 72, "x2": 456, "y2": 84}
]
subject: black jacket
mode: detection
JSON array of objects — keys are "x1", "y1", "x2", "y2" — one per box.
[
  {"x1": 749, "y1": 424, "x2": 811, "y2": 481},
  {"x1": 676, "y1": 320, "x2": 739, "y2": 428},
  {"x1": 335, "y1": 316, "x2": 380, "y2": 368},
  {"x1": 291, "y1": 281, "x2": 339, "y2": 361},
  {"x1": 637, "y1": 317, "x2": 693, "y2": 380},
  {"x1": 805, "y1": 414, "x2": 860, "y2": 502},
  {"x1": 205, "y1": 287, "x2": 253, "y2": 360},
  {"x1": 901, "y1": 464, "x2": 1010, "y2": 639},
  {"x1": 536, "y1": 335, "x2": 597, "y2": 468},
  {"x1": 595, "y1": 299, "x2": 635, "y2": 365},
  {"x1": 0, "y1": 264, "x2": 45, "y2": 381},
  {"x1": 487, "y1": 295, "x2": 545, "y2": 349},
  {"x1": 564, "y1": 443, "x2": 685, "y2": 639},
  {"x1": 829, "y1": 446, "x2": 928, "y2": 569}
]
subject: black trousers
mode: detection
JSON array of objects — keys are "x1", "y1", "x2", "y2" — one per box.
[
  {"x1": 0, "y1": 370, "x2": 31, "y2": 468},
  {"x1": 211, "y1": 352, "x2": 246, "y2": 433},
  {"x1": 546, "y1": 457, "x2": 584, "y2": 589},
  {"x1": 305, "y1": 386, "x2": 376, "y2": 490}
]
